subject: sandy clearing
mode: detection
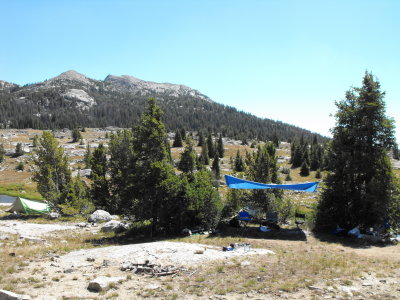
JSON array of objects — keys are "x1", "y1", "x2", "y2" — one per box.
[
  {"x1": 0, "y1": 220, "x2": 76, "y2": 238},
  {"x1": 58, "y1": 241, "x2": 275, "y2": 268}
]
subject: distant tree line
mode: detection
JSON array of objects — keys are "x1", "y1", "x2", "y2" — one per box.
[{"x1": 0, "y1": 84, "x2": 327, "y2": 143}]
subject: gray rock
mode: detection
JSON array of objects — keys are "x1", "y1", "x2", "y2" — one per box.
[
  {"x1": 101, "y1": 220, "x2": 128, "y2": 233},
  {"x1": 0, "y1": 235, "x2": 9, "y2": 240},
  {"x1": 87, "y1": 276, "x2": 125, "y2": 292},
  {"x1": 240, "y1": 260, "x2": 251, "y2": 267},
  {"x1": 63, "y1": 268, "x2": 74, "y2": 273},
  {"x1": 0, "y1": 289, "x2": 31, "y2": 300},
  {"x1": 88, "y1": 210, "x2": 112, "y2": 223},
  {"x1": 48, "y1": 212, "x2": 60, "y2": 219}
]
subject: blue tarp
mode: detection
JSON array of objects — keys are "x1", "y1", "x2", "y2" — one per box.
[{"x1": 225, "y1": 175, "x2": 319, "y2": 192}]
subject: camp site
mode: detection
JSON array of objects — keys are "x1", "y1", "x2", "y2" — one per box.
[{"x1": 1, "y1": 2, "x2": 400, "y2": 298}]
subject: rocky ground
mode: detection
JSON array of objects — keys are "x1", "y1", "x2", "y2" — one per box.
[{"x1": 0, "y1": 218, "x2": 398, "y2": 300}]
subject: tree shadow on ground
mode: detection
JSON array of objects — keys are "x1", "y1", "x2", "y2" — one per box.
[
  {"x1": 0, "y1": 214, "x2": 43, "y2": 221},
  {"x1": 209, "y1": 224, "x2": 308, "y2": 241},
  {"x1": 313, "y1": 231, "x2": 390, "y2": 249}
]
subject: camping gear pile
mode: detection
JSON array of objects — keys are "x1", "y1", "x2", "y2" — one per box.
[
  {"x1": 334, "y1": 223, "x2": 399, "y2": 245},
  {"x1": 222, "y1": 242, "x2": 252, "y2": 252}
]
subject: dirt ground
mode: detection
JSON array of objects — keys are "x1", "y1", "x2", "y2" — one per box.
[{"x1": 0, "y1": 219, "x2": 399, "y2": 300}]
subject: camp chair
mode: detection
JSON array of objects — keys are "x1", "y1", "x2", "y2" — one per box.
[
  {"x1": 259, "y1": 211, "x2": 280, "y2": 230},
  {"x1": 238, "y1": 211, "x2": 253, "y2": 227},
  {"x1": 295, "y1": 212, "x2": 306, "y2": 229}
]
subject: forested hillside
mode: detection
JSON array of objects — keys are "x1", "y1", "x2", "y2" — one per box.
[{"x1": 0, "y1": 71, "x2": 326, "y2": 142}]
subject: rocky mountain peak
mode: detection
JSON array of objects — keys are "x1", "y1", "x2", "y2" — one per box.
[
  {"x1": 46, "y1": 70, "x2": 94, "y2": 86},
  {"x1": 104, "y1": 74, "x2": 211, "y2": 101}
]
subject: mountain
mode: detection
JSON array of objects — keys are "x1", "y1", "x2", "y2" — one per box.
[{"x1": 0, "y1": 70, "x2": 326, "y2": 142}]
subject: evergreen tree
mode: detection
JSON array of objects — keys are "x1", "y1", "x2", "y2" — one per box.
[
  {"x1": 172, "y1": 129, "x2": 183, "y2": 147},
  {"x1": 316, "y1": 72, "x2": 399, "y2": 230},
  {"x1": 178, "y1": 137, "x2": 197, "y2": 174},
  {"x1": 33, "y1": 131, "x2": 72, "y2": 208},
  {"x1": 90, "y1": 144, "x2": 110, "y2": 210},
  {"x1": 130, "y1": 98, "x2": 176, "y2": 235},
  {"x1": 234, "y1": 150, "x2": 244, "y2": 172},
  {"x1": 84, "y1": 144, "x2": 92, "y2": 168},
  {"x1": 60, "y1": 175, "x2": 93, "y2": 215},
  {"x1": 108, "y1": 130, "x2": 134, "y2": 213},
  {"x1": 33, "y1": 135, "x2": 39, "y2": 147},
  {"x1": 14, "y1": 143, "x2": 24, "y2": 157},
  {"x1": 211, "y1": 152, "x2": 220, "y2": 179},
  {"x1": 0, "y1": 144, "x2": 5, "y2": 163},
  {"x1": 199, "y1": 142, "x2": 209, "y2": 165},
  {"x1": 300, "y1": 162, "x2": 310, "y2": 176},
  {"x1": 291, "y1": 144, "x2": 303, "y2": 168},
  {"x1": 272, "y1": 132, "x2": 279, "y2": 148},
  {"x1": 217, "y1": 134, "x2": 224, "y2": 158},
  {"x1": 207, "y1": 134, "x2": 215, "y2": 158},
  {"x1": 198, "y1": 131, "x2": 205, "y2": 146},
  {"x1": 71, "y1": 128, "x2": 82, "y2": 143},
  {"x1": 185, "y1": 170, "x2": 223, "y2": 229},
  {"x1": 302, "y1": 146, "x2": 311, "y2": 167},
  {"x1": 180, "y1": 128, "x2": 186, "y2": 140},
  {"x1": 393, "y1": 143, "x2": 399, "y2": 160},
  {"x1": 244, "y1": 143, "x2": 282, "y2": 213}
]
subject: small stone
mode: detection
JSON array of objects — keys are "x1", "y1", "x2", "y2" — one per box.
[
  {"x1": 240, "y1": 261, "x2": 251, "y2": 266},
  {"x1": 63, "y1": 268, "x2": 74, "y2": 274},
  {"x1": 145, "y1": 283, "x2": 161, "y2": 290},
  {"x1": 0, "y1": 289, "x2": 31, "y2": 299},
  {"x1": 86, "y1": 256, "x2": 95, "y2": 262},
  {"x1": 87, "y1": 276, "x2": 125, "y2": 292}
]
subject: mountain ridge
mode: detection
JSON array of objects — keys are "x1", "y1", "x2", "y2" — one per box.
[{"x1": 0, "y1": 70, "x2": 327, "y2": 142}]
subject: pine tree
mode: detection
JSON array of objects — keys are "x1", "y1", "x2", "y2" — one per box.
[
  {"x1": 178, "y1": 137, "x2": 197, "y2": 174},
  {"x1": 234, "y1": 150, "x2": 244, "y2": 172},
  {"x1": 291, "y1": 144, "x2": 303, "y2": 168},
  {"x1": 131, "y1": 98, "x2": 177, "y2": 235},
  {"x1": 33, "y1": 131, "x2": 72, "y2": 208},
  {"x1": 71, "y1": 128, "x2": 82, "y2": 143},
  {"x1": 300, "y1": 162, "x2": 310, "y2": 176},
  {"x1": 90, "y1": 144, "x2": 110, "y2": 210},
  {"x1": 198, "y1": 131, "x2": 205, "y2": 146},
  {"x1": 180, "y1": 128, "x2": 186, "y2": 140},
  {"x1": 60, "y1": 174, "x2": 93, "y2": 215},
  {"x1": 14, "y1": 143, "x2": 24, "y2": 157},
  {"x1": 393, "y1": 143, "x2": 399, "y2": 160},
  {"x1": 217, "y1": 134, "x2": 224, "y2": 158},
  {"x1": 199, "y1": 142, "x2": 209, "y2": 165},
  {"x1": 316, "y1": 72, "x2": 399, "y2": 230},
  {"x1": 207, "y1": 134, "x2": 215, "y2": 158},
  {"x1": 0, "y1": 144, "x2": 5, "y2": 163},
  {"x1": 33, "y1": 135, "x2": 39, "y2": 147},
  {"x1": 84, "y1": 144, "x2": 92, "y2": 168},
  {"x1": 211, "y1": 153, "x2": 220, "y2": 179},
  {"x1": 172, "y1": 129, "x2": 183, "y2": 147},
  {"x1": 244, "y1": 143, "x2": 282, "y2": 213}
]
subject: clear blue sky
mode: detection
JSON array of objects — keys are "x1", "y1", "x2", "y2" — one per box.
[{"x1": 1, "y1": 0, "x2": 399, "y2": 140}]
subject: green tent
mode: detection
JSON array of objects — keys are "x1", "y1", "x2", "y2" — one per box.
[{"x1": 7, "y1": 197, "x2": 50, "y2": 214}]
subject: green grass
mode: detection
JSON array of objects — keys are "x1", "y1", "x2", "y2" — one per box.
[{"x1": 0, "y1": 183, "x2": 43, "y2": 200}]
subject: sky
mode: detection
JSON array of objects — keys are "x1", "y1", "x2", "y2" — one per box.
[{"x1": 1, "y1": 0, "x2": 399, "y2": 140}]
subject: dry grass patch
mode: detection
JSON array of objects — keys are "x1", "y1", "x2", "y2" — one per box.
[{"x1": 169, "y1": 235, "x2": 399, "y2": 297}]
